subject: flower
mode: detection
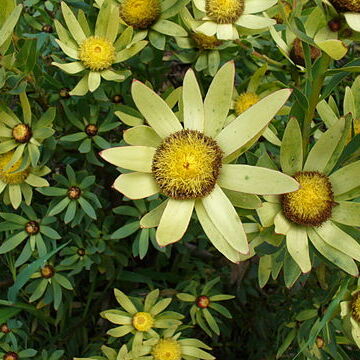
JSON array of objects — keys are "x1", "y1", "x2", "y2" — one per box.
[
  {"x1": 100, "y1": 62, "x2": 297, "y2": 262},
  {"x1": 234, "y1": 92, "x2": 259, "y2": 115},
  {"x1": 101, "y1": 289, "x2": 183, "y2": 348},
  {"x1": 0, "y1": 92, "x2": 55, "y2": 167},
  {"x1": 257, "y1": 117, "x2": 360, "y2": 275},
  {"x1": 340, "y1": 288, "x2": 360, "y2": 348},
  {"x1": 192, "y1": 0, "x2": 277, "y2": 40},
  {"x1": 0, "y1": 151, "x2": 50, "y2": 209},
  {"x1": 52, "y1": 0, "x2": 147, "y2": 95}
]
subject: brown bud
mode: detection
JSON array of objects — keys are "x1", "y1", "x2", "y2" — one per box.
[
  {"x1": 42, "y1": 24, "x2": 53, "y2": 33},
  {"x1": 85, "y1": 124, "x2": 98, "y2": 137},
  {"x1": 328, "y1": 19, "x2": 342, "y2": 32},
  {"x1": 0, "y1": 323, "x2": 10, "y2": 334},
  {"x1": 25, "y1": 221, "x2": 40, "y2": 235},
  {"x1": 77, "y1": 248, "x2": 86, "y2": 256},
  {"x1": 290, "y1": 38, "x2": 321, "y2": 67},
  {"x1": 112, "y1": 95, "x2": 122, "y2": 104},
  {"x1": 41, "y1": 265, "x2": 55, "y2": 279},
  {"x1": 12, "y1": 124, "x2": 32, "y2": 143},
  {"x1": 3, "y1": 352, "x2": 18, "y2": 360},
  {"x1": 67, "y1": 186, "x2": 82, "y2": 200},
  {"x1": 316, "y1": 336, "x2": 325, "y2": 349},
  {"x1": 59, "y1": 88, "x2": 71, "y2": 98},
  {"x1": 196, "y1": 295, "x2": 210, "y2": 309}
]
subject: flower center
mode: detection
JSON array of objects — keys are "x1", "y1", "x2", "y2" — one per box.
[
  {"x1": 3, "y1": 352, "x2": 18, "y2": 360},
  {"x1": 152, "y1": 130, "x2": 223, "y2": 200},
  {"x1": 330, "y1": 0, "x2": 360, "y2": 12},
  {"x1": 0, "y1": 152, "x2": 30, "y2": 185},
  {"x1": 12, "y1": 124, "x2": 32, "y2": 143},
  {"x1": 119, "y1": 0, "x2": 161, "y2": 29},
  {"x1": 191, "y1": 33, "x2": 222, "y2": 50},
  {"x1": 281, "y1": 171, "x2": 335, "y2": 226},
  {"x1": 79, "y1": 36, "x2": 115, "y2": 71},
  {"x1": 41, "y1": 265, "x2": 55, "y2": 279},
  {"x1": 234, "y1": 92, "x2": 260, "y2": 115},
  {"x1": 25, "y1": 221, "x2": 40, "y2": 235},
  {"x1": 205, "y1": 0, "x2": 245, "y2": 24},
  {"x1": 152, "y1": 339, "x2": 182, "y2": 360},
  {"x1": 132, "y1": 312, "x2": 154, "y2": 332},
  {"x1": 352, "y1": 292, "x2": 360, "y2": 322},
  {"x1": 85, "y1": 124, "x2": 98, "y2": 137},
  {"x1": 196, "y1": 295, "x2": 210, "y2": 308},
  {"x1": 67, "y1": 186, "x2": 82, "y2": 200},
  {"x1": 77, "y1": 248, "x2": 86, "y2": 256},
  {"x1": 0, "y1": 324, "x2": 10, "y2": 334}
]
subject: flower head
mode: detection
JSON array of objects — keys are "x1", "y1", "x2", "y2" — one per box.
[
  {"x1": 152, "y1": 339, "x2": 182, "y2": 360},
  {"x1": 79, "y1": 36, "x2": 115, "y2": 71},
  {"x1": 132, "y1": 312, "x2": 154, "y2": 332},
  {"x1": 330, "y1": 0, "x2": 360, "y2": 12},
  {"x1": 205, "y1": 0, "x2": 245, "y2": 24},
  {"x1": 12, "y1": 124, "x2": 32, "y2": 143},
  {"x1": 0, "y1": 152, "x2": 30, "y2": 185},
  {"x1": 119, "y1": 0, "x2": 161, "y2": 29},
  {"x1": 234, "y1": 92, "x2": 259, "y2": 115}
]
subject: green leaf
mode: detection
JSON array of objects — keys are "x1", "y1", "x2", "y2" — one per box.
[
  {"x1": 0, "y1": 231, "x2": 28, "y2": 254},
  {"x1": 111, "y1": 221, "x2": 140, "y2": 240},
  {"x1": 0, "y1": 5, "x2": 22, "y2": 48}
]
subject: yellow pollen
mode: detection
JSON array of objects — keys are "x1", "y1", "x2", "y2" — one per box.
[
  {"x1": 281, "y1": 172, "x2": 335, "y2": 226},
  {"x1": 0, "y1": 152, "x2": 30, "y2": 185},
  {"x1": 79, "y1": 36, "x2": 115, "y2": 71},
  {"x1": 152, "y1": 130, "x2": 223, "y2": 200},
  {"x1": 352, "y1": 292, "x2": 360, "y2": 322},
  {"x1": 234, "y1": 92, "x2": 260, "y2": 115},
  {"x1": 206, "y1": 0, "x2": 245, "y2": 24},
  {"x1": 119, "y1": 0, "x2": 161, "y2": 29},
  {"x1": 132, "y1": 312, "x2": 154, "y2": 332},
  {"x1": 152, "y1": 339, "x2": 182, "y2": 360},
  {"x1": 191, "y1": 32, "x2": 222, "y2": 50},
  {"x1": 12, "y1": 124, "x2": 32, "y2": 143},
  {"x1": 330, "y1": 0, "x2": 360, "y2": 12}
]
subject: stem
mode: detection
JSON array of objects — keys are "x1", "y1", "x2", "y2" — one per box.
[{"x1": 302, "y1": 53, "x2": 331, "y2": 156}]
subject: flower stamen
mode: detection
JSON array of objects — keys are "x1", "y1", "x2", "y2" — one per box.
[{"x1": 205, "y1": 0, "x2": 245, "y2": 24}]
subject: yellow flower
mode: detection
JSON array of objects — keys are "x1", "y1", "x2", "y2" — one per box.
[
  {"x1": 132, "y1": 312, "x2": 154, "y2": 332},
  {"x1": 119, "y1": 0, "x2": 161, "y2": 29},
  {"x1": 234, "y1": 92, "x2": 260, "y2": 115},
  {"x1": 152, "y1": 339, "x2": 182, "y2": 360},
  {"x1": 0, "y1": 152, "x2": 30, "y2": 185},
  {"x1": 205, "y1": 0, "x2": 244, "y2": 24},
  {"x1": 79, "y1": 36, "x2": 115, "y2": 71}
]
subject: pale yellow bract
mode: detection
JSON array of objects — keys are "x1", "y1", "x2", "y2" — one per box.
[{"x1": 100, "y1": 62, "x2": 298, "y2": 263}]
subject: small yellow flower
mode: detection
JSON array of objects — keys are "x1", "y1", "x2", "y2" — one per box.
[
  {"x1": 79, "y1": 36, "x2": 115, "y2": 71},
  {"x1": 352, "y1": 292, "x2": 360, "y2": 323},
  {"x1": 152, "y1": 339, "x2": 182, "y2": 360},
  {"x1": 191, "y1": 32, "x2": 222, "y2": 50},
  {"x1": 281, "y1": 171, "x2": 335, "y2": 227},
  {"x1": 132, "y1": 312, "x2": 154, "y2": 332},
  {"x1": 119, "y1": 0, "x2": 161, "y2": 29},
  {"x1": 0, "y1": 152, "x2": 30, "y2": 185},
  {"x1": 12, "y1": 124, "x2": 32, "y2": 143},
  {"x1": 152, "y1": 130, "x2": 223, "y2": 200},
  {"x1": 234, "y1": 92, "x2": 260, "y2": 115},
  {"x1": 205, "y1": 0, "x2": 245, "y2": 24}
]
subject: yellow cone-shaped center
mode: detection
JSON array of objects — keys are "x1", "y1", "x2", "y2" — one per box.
[
  {"x1": 206, "y1": 0, "x2": 245, "y2": 24},
  {"x1": 132, "y1": 312, "x2": 154, "y2": 331},
  {"x1": 152, "y1": 339, "x2": 182, "y2": 360},
  {"x1": 281, "y1": 171, "x2": 335, "y2": 226},
  {"x1": 152, "y1": 130, "x2": 223, "y2": 200},
  {"x1": 0, "y1": 152, "x2": 30, "y2": 185},
  {"x1": 234, "y1": 92, "x2": 259, "y2": 115},
  {"x1": 79, "y1": 36, "x2": 115, "y2": 71},
  {"x1": 120, "y1": 0, "x2": 161, "y2": 29}
]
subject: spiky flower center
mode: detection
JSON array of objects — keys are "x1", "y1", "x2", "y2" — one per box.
[
  {"x1": 132, "y1": 312, "x2": 154, "y2": 331},
  {"x1": 79, "y1": 36, "x2": 115, "y2": 71},
  {"x1": 281, "y1": 172, "x2": 335, "y2": 226},
  {"x1": 12, "y1": 124, "x2": 32, "y2": 143},
  {"x1": 85, "y1": 124, "x2": 98, "y2": 137},
  {"x1": 0, "y1": 324, "x2": 10, "y2": 334},
  {"x1": 0, "y1": 152, "x2": 30, "y2": 185},
  {"x1": 196, "y1": 295, "x2": 210, "y2": 308},
  {"x1": 152, "y1": 130, "x2": 223, "y2": 200},
  {"x1": 152, "y1": 339, "x2": 182, "y2": 360},
  {"x1": 352, "y1": 292, "x2": 360, "y2": 322},
  {"x1": 68, "y1": 186, "x2": 82, "y2": 200},
  {"x1": 41, "y1": 265, "x2": 55, "y2": 279},
  {"x1": 191, "y1": 33, "x2": 222, "y2": 50},
  {"x1": 119, "y1": 0, "x2": 161, "y2": 29},
  {"x1": 206, "y1": 0, "x2": 245, "y2": 24},
  {"x1": 234, "y1": 92, "x2": 259, "y2": 115},
  {"x1": 330, "y1": 0, "x2": 360, "y2": 12},
  {"x1": 25, "y1": 221, "x2": 40, "y2": 235}
]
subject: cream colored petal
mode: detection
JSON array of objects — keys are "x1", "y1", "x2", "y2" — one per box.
[
  {"x1": 100, "y1": 146, "x2": 156, "y2": 173},
  {"x1": 218, "y1": 164, "x2": 299, "y2": 195},
  {"x1": 243, "y1": 0, "x2": 278, "y2": 14},
  {"x1": 274, "y1": 212, "x2": 291, "y2": 235},
  {"x1": 286, "y1": 226, "x2": 311, "y2": 273},
  {"x1": 88, "y1": 71, "x2": 101, "y2": 93},
  {"x1": 183, "y1": 69, "x2": 204, "y2": 131},
  {"x1": 124, "y1": 125, "x2": 162, "y2": 148},
  {"x1": 195, "y1": 22, "x2": 217, "y2": 36},
  {"x1": 216, "y1": 24, "x2": 234, "y2": 40},
  {"x1": 330, "y1": 160, "x2": 360, "y2": 197},
  {"x1": 331, "y1": 201, "x2": 360, "y2": 227},
  {"x1": 55, "y1": 39, "x2": 79, "y2": 59},
  {"x1": 201, "y1": 185, "x2": 249, "y2": 254},
  {"x1": 131, "y1": 81, "x2": 182, "y2": 138},
  {"x1": 340, "y1": 301, "x2": 351, "y2": 317},
  {"x1": 156, "y1": 199, "x2": 194, "y2": 246},
  {"x1": 9, "y1": 184, "x2": 22, "y2": 209},
  {"x1": 113, "y1": 173, "x2": 159, "y2": 199},
  {"x1": 235, "y1": 15, "x2": 276, "y2": 29},
  {"x1": 344, "y1": 12, "x2": 360, "y2": 32},
  {"x1": 193, "y1": 0, "x2": 206, "y2": 12},
  {"x1": 257, "y1": 204, "x2": 281, "y2": 227},
  {"x1": 195, "y1": 200, "x2": 242, "y2": 263},
  {"x1": 140, "y1": 200, "x2": 168, "y2": 228}
]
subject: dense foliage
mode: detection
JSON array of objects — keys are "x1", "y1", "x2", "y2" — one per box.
[{"x1": 0, "y1": 0, "x2": 360, "y2": 359}]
